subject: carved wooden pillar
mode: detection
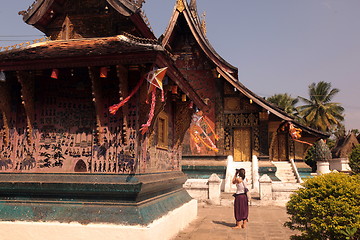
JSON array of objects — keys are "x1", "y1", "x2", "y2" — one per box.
[
  {"x1": 0, "y1": 78, "x2": 12, "y2": 145},
  {"x1": 17, "y1": 71, "x2": 35, "y2": 143},
  {"x1": 88, "y1": 67, "x2": 104, "y2": 145}
]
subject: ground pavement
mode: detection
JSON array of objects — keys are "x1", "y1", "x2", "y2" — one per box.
[{"x1": 173, "y1": 203, "x2": 300, "y2": 240}]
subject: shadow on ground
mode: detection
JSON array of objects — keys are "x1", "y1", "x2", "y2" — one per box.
[{"x1": 212, "y1": 220, "x2": 234, "y2": 227}]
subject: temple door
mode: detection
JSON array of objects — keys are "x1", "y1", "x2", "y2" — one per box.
[
  {"x1": 233, "y1": 128, "x2": 252, "y2": 162},
  {"x1": 273, "y1": 133, "x2": 288, "y2": 161}
]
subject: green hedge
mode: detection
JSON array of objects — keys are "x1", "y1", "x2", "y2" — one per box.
[{"x1": 285, "y1": 172, "x2": 360, "y2": 240}]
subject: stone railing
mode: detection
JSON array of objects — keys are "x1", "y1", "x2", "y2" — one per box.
[
  {"x1": 289, "y1": 158, "x2": 303, "y2": 183},
  {"x1": 183, "y1": 173, "x2": 221, "y2": 205}
]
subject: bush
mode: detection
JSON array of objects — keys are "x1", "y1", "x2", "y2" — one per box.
[
  {"x1": 285, "y1": 172, "x2": 360, "y2": 240},
  {"x1": 305, "y1": 145, "x2": 316, "y2": 172},
  {"x1": 349, "y1": 144, "x2": 360, "y2": 174}
]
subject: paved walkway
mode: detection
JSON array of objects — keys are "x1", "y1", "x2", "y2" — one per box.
[{"x1": 173, "y1": 204, "x2": 300, "y2": 240}]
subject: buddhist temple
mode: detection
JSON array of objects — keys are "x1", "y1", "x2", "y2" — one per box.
[
  {"x1": 332, "y1": 133, "x2": 359, "y2": 159},
  {"x1": 161, "y1": 0, "x2": 328, "y2": 189},
  {"x1": 0, "y1": 0, "x2": 330, "y2": 238},
  {"x1": 0, "y1": 0, "x2": 206, "y2": 239}
]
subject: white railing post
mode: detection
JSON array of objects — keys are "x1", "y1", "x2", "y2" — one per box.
[
  {"x1": 252, "y1": 155, "x2": 259, "y2": 192},
  {"x1": 224, "y1": 155, "x2": 234, "y2": 193},
  {"x1": 259, "y1": 174, "x2": 272, "y2": 201},
  {"x1": 208, "y1": 174, "x2": 221, "y2": 205}
]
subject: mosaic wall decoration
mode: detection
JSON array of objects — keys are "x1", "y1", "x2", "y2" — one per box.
[
  {"x1": 145, "y1": 145, "x2": 181, "y2": 172},
  {"x1": 0, "y1": 68, "x2": 187, "y2": 174},
  {"x1": 184, "y1": 111, "x2": 219, "y2": 155},
  {"x1": 223, "y1": 113, "x2": 261, "y2": 157},
  {"x1": 224, "y1": 113, "x2": 259, "y2": 127},
  {"x1": 224, "y1": 97, "x2": 241, "y2": 112},
  {"x1": 0, "y1": 70, "x2": 137, "y2": 174},
  {"x1": 224, "y1": 127, "x2": 231, "y2": 152}
]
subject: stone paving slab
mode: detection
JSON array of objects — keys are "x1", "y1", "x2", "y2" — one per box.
[{"x1": 173, "y1": 204, "x2": 300, "y2": 240}]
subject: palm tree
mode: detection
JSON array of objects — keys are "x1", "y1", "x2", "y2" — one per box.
[
  {"x1": 267, "y1": 93, "x2": 299, "y2": 116},
  {"x1": 297, "y1": 81, "x2": 344, "y2": 132}
]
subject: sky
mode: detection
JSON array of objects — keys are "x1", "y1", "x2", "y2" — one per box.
[{"x1": 1, "y1": 0, "x2": 359, "y2": 131}]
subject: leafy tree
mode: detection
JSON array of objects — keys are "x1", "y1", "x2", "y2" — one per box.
[
  {"x1": 285, "y1": 172, "x2": 360, "y2": 240},
  {"x1": 267, "y1": 93, "x2": 299, "y2": 116},
  {"x1": 333, "y1": 123, "x2": 346, "y2": 140},
  {"x1": 297, "y1": 81, "x2": 344, "y2": 133},
  {"x1": 349, "y1": 144, "x2": 360, "y2": 174}
]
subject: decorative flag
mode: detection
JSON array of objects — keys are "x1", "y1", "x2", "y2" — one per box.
[
  {"x1": 145, "y1": 67, "x2": 167, "y2": 94},
  {"x1": 289, "y1": 123, "x2": 302, "y2": 139},
  {"x1": 171, "y1": 85, "x2": 178, "y2": 94},
  {"x1": 109, "y1": 67, "x2": 168, "y2": 135},
  {"x1": 100, "y1": 67, "x2": 108, "y2": 78},
  {"x1": 189, "y1": 101, "x2": 194, "y2": 109},
  {"x1": 139, "y1": 89, "x2": 156, "y2": 135},
  {"x1": 109, "y1": 76, "x2": 145, "y2": 115},
  {"x1": 140, "y1": 67, "x2": 168, "y2": 134},
  {"x1": 277, "y1": 122, "x2": 313, "y2": 146},
  {"x1": 182, "y1": 94, "x2": 187, "y2": 102},
  {"x1": 189, "y1": 111, "x2": 219, "y2": 153},
  {"x1": 51, "y1": 69, "x2": 59, "y2": 79}
]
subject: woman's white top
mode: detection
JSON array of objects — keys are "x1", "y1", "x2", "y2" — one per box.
[{"x1": 235, "y1": 178, "x2": 248, "y2": 194}]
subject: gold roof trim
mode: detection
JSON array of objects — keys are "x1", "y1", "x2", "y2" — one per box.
[{"x1": 176, "y1": 0, "x2": 185, "y2": 12}]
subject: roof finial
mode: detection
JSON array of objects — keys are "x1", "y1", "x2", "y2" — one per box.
[
  {"x1": 201, "y1": 11, "x2": 207, "y2": 36},
  {"x1": 176, "y1": 0, "x2": 185, "y2": 12},
  {"x1": 190, "y1": 0, "x2": 197, "y2": 10}
]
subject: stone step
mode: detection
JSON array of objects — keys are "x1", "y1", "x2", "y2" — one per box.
[
  {"x1": 275, "y1": 173, "x2": 295, "y2": 177},
  {"x1": 272, "y1": 161, "x2": 298, "y2": 183}
]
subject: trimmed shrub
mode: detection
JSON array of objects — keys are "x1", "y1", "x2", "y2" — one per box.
[
  {"x1": 349, "y1": 144, "x2": 360, "y2": 174},
  {"x1": 314, "y1": 139, "x2": 332, "y2": 161},
  {"x1": 285, "y1": 172, "x2": 360, "y2": 240}
]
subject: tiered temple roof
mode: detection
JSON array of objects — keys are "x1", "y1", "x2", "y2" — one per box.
[{"x1": 162, "y1": 0, "x2": 328, "y2": 139}]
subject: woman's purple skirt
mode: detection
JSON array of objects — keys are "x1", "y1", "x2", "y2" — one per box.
[{"x1": 234, "y1": 193, "x2": 249, "y2": 221}]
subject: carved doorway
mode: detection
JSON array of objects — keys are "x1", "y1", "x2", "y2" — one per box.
[
  {"x1": 233, "y1": 128, "x2": 252, "y2": 162},
  {"x1": 272, "y1": 132, "x2": 289, "y2": 161}
]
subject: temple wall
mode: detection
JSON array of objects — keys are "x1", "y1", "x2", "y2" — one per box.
[
  {"x1": 173, "y1": 36, "x2": 219, "y2": 156},
  {"x1": 0, "y1": 67, "x2": 186, "y2": 174}
]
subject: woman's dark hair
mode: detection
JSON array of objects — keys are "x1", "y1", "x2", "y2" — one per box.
[{"x1": 237, "y1": 168, "x2": 246, "y2": 180}]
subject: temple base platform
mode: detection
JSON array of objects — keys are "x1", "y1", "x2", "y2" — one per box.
[
  {"x1": 0, "y1": 172, "x2": 197, "y2": 240},
  {"x1": 0, "y1": 199, "x2": 197, "y2": 240}
]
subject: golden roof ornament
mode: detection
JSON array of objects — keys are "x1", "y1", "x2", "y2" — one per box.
[
  {"x1": 176, "y1": 0, "x2": 185, "y2": 12},
  {"x1": 201, "y1": 11, "x2": 207, "y2": 36}
]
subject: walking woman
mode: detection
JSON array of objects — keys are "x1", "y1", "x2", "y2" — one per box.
[{"x1": 232, "y1": 168, "x2": 249, "y2": 229}]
